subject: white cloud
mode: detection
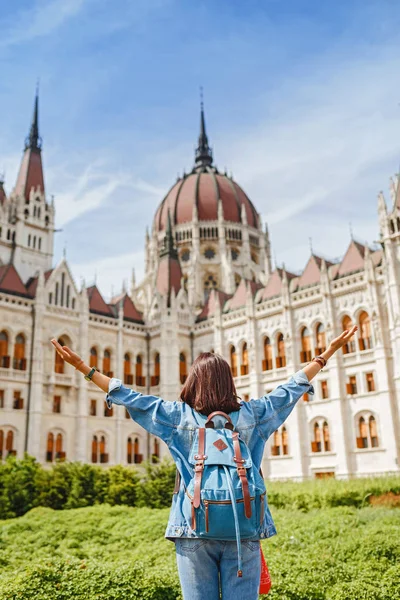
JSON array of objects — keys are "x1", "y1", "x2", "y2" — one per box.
[
  {"x1": 69, "y1": 249, "x2": 145, "y2": 300},
  {"x1": 0, "y1": 0, "x2": 87, "y2": 47},
  {"x1": 213, "y1": 45, "x2": 400, "y2": 271}
]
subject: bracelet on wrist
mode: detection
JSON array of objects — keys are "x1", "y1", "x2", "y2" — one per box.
[
  {"x1": 84, "y1": 366, "x2": 98, "y2": 381},
  {"x1": 312, "y1": 356, "x2": 327, "y2": 370}
]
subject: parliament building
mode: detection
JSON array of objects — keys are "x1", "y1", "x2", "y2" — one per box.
[{"x1": 0, "y1": 92, "x2": 399, "y2": 480}]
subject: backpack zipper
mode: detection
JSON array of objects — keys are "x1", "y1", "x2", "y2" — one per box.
[
  {"x1": 186, "y1": 490, "x2": 265, "y2": 505},
  {"x1": 187, "y1": 491, "x2": 266, "y2": 533}
]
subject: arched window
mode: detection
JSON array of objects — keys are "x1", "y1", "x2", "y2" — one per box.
[
  {"x1": 134, "y1": 437, "x2": 142, "y2": 463},
  {"x1": 356, "y1": 413, "x2": 379, "y2": 449},
  {"x1": 103, "y1": 349, "x2": 112, "y2": 377},
  {"x1": 124, "y1": 353, "x2": 133, "y2": 385},
  {"x1": 90, "y1": 347, "x2": 98, "y2": 368},
  {"x1": 46, "y1": 432, "x2": 54, "y2": 462},
  {"x1": 152, "y1": 438, "x2": 160, "y2": 463},
  {"x1": 282, "y1": 426, "x2": 289, "y2": 455},
  {"x1": 127, "y1": 436, "x2": 142, "y2": 464},
  {"x1": 54, "y1": 337, "x2": 66, "y2": 373},
  {"x1": 271, "y1": 430, "x2": 281, "y2": 456},
  {"x1": 55, "y1": 433, "x2": 65, "y2": 460},
  {"x1": 271, "y1": 426, "x2": 289, "y2": 456},
  {"x1": 0, "y1": 429, "x2": 16, "y2": 458},
  {"x1": 0, "y1": 331, "x2": 10, "y2": 368},
  {"x1": 136, "y1": 354, "x2": 145, "y2": 386},
  {"x1": 342, "y1": 316, "x2": 355, "y2": 354},
  {"x1": 91, "y1": 435, "x2": 98, "y2": 463},
  {"x1": 100, "y1": 435, "x2": 108, "y2": 463},
  {"x1": 311, "y1": 422, "x2": 321, "y2": 453},
  {"x1": 127, "y1": 436, "x2": 133, "y2": 464},
  {"x1": 359, "y1": 311, "x2": 372, "y2": 350},
  {"x1": 262, "y1": 337, "x2": 273, "y2": 371},
  {"x1": 300, "y1": 327, "x2": 312, "y2": 363},
  {"x1": 315, "y1": 323, "x2": 326, "y2": 354},
  {"x1": 180, "y1": 352, "x2": 187, "y2": 384},
  {"x1": 322, "y1": 421, "x2": 330, "y2": 452},
  {"x1": 276, "y1": 333, "x2": 286, "y2": 368},
  {"x1": 152, "y1": 352, "x2": 160, "y2": 386},
  {"x1": 311, "y1": 419, "x2": 331, "y2": 453},
  {"x1": 230, "y1": 346, "x2": 237, "y2": 378},
  {"x1": 14, "y1": 334, "x2": 26, "y2": 371},
  {"x1": 241, "y1": 343, "x2": 249, "y2": 376},
  {"x1": 369, "y1": 416, "x2": 379, "y2": 447}
]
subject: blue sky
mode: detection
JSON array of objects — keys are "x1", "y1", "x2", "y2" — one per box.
[{"x1": 0, "y1": 0, "x2": 400, "y2": 296}]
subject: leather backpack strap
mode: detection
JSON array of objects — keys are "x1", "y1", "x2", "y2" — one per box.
[
  {"x1": 232, "y1": 431, "x2": 252, "y2": 519},
  {"x1": 173, "y1": 469, "x2": 181, "y2": 494},
  {"x1": 193, "y1": 427, "x2": 206, "y2": 509},
  {"x1": 205, "y1": 411, "x2": 234, "y2": 430}
]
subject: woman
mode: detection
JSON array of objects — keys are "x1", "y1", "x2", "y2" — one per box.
[{"x1": 51, "y1": 325, "x2": 357, "y2": 600}]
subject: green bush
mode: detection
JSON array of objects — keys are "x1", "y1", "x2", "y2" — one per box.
[
  {"x1": 1, "y1": 454, "x2": 400, "y2": 520},
  {"x1": 136, "y1": 459, "x2": 177, "y2": 509},
  {"x1": 266, "y1": 475, "x2": 400, "y2": 512}
]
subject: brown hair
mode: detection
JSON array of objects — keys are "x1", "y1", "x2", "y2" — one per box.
[{"x1": 180, "y1": 352, "x2": 241, "y2": 416}]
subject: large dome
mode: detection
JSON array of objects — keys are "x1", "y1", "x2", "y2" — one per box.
[
  {"x1": 154, "y1": 167, "x2": 259, "y2": 232},
  {"x1": 153, "y1": 103, "x2": 259, "y2": 232}
]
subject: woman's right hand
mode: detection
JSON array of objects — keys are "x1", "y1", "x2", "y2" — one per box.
[{"x1": 51, "y1": 339, "x2": 84, "y2": 370}]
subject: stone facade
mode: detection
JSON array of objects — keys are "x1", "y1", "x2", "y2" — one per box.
[{"x1": 0, "y1": 94, "x2": 399, "y2": 479}]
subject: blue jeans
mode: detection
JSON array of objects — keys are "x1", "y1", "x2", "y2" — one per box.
[{"x1": 175, "y1": 538, "x2": 261, "y2": 600}]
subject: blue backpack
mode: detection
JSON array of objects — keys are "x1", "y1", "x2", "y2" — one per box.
[{"x1": 181, "y1": 410, "x2": 266, "y2": 577}]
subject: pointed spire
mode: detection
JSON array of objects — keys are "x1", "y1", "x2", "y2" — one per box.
[
  {"x1": 25, "y1": 84, "x2": 42, "y2": 151},
  {"x1": 160, "y1": 209, "x2": 178, "y2": 259},
  {"x1": 194, "y1": 88, "x2": 213, "y2": 169}
]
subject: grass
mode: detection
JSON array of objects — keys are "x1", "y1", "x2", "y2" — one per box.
[{"x1": 0, "y1": 502, "x2": 399, "y2": 599}]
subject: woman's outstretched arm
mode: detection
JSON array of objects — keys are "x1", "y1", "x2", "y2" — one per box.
[
  {"x1": 50, "y1": 338, "x2": 180, "y2": 444},
  {"x1": 302, "y1": 325, "x2": 358, "y2": 382},
  {"x1": 251, "y1": 325, "x2": 358, "y2": 441}
]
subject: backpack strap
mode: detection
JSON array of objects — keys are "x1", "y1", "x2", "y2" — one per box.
[
  {"x1": 232, "y1": 431, "x2": 252, "y2": 519},
  {"x1": 173, "y1": 469, "x2": 181, "y2": 494},
  {"x1": 205, "y1": 411, "x2": 234, "y2": 430},
  {"x1": 193, "y1": 427, "x2": 206, "y2": 510}
]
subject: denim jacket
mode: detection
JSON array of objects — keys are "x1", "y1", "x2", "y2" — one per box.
[{"x1": 106, "y1": 370, "x2": 314, "y2": 541}]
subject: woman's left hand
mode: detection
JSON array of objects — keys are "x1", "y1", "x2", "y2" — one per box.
[
  {"x1": 328, "y1": 325, "x2": 358, "y2": 353},
  {"x1": 51, "y1": 339, "x2": 83, "y2": 369}
]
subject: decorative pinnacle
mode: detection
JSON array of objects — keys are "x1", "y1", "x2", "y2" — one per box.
[
  {"x1": 194, "y1": 87, "x2": 213, "y2": 168},
  {"x1": 160, "y1": 210, "x2": 179, "y2": 259},
  {"x1": 25, "y1": 85, "x2": 42, "y2": 151}
]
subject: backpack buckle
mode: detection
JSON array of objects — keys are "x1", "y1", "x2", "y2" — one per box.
[
  {"x1": 233, "y1": 458, "x2": 245, "y2": 464},
  {"x1": 194, "y1": 454, "x2": 207, "y2": 460}
]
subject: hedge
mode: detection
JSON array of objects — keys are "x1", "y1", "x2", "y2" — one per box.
[{"x1": 1, "y1": 454, "x2": 399, "y2": 520}]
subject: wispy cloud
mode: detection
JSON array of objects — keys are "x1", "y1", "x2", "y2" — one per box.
[
  {"x1": 69, "y1": 249, "x2": 145, "y2": 300},
  {"x1": 46, "y1": 158, "x2": 165, "y2": 228},
  {"x1": 0, "y1": 0, "x2": 87, "y2": 48}
]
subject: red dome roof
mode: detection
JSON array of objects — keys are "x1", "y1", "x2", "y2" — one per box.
[{"x1": 154, "y1": 167, "x2": 259, "y2": 231}]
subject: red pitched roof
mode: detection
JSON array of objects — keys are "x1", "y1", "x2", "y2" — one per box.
[
  {"x1": 155, "y1": 255, "x2": 182, "y2": 303},
  {"x1": 259, "y1": 268, "x2": 297, "y2": 301},
  {"x1": 228, "y1": 278, "x2": 262, "y2": 310},
  {"x1": 14, "y1": 148, "x2": 45, "y2": 201},
  {"x1": 337, "y1": 240, "x2": 366, "y2": 277},
  {"x1": 87, "y1": 285, "x2": 114, "y2": 317},
  {"x1": 196, "y1": 289, "x2": 231, "y2": 322},
  {"x1": 0, "y1": 264, "x2": 29, "y2": 297},
  {"x1": 110, "y1": 293, "x2": 144, "y2": 323},
  {"x1": 25, "y1": 269, "x2": 53, "y2": 297}
]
